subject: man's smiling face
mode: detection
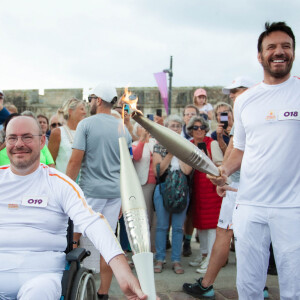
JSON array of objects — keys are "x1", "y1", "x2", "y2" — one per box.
[
  {"x1": 258, "y1": 30, "x2": 295, "y2": 81},
  {"x1": 6, "y1": 116, "x2": 45, "y2": 172}
]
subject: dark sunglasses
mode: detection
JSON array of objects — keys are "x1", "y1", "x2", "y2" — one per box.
[
  {"x1": 193, "y1": 125, "x2": 206, "y2": 131},
  {"x1": 51, "y1": 122, "x2": 62, "y2": 128},
  {"x1": 88, "y1": 96, "x2": 98, "y2": 103}
]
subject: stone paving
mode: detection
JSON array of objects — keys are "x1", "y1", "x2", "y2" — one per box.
[{"x1": 94, "y1": 238, "x2": 280, "y2": 299}]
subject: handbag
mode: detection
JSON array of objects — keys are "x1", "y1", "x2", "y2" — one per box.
[{"x1": 156, "y1": 163, "x2": 188, "y2": 213}]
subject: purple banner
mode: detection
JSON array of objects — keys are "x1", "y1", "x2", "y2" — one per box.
[{"x1": 154, "y1": 72, "x2": 168, "y2": 114}]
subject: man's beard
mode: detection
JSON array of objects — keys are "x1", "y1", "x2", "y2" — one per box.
[
  {"x1": 261, "y1": 54, "x2": 294, "y2": 79},
  {"x1": 90, "y1": 103, "x2": 97, "y2": 115},
  {"x1": 9, "y1": 147, "x2": 40, "y2": 169}
]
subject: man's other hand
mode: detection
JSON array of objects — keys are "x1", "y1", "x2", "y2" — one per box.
[{"x1": 216, "y1": 185, "x2": 238, "y2": 197}]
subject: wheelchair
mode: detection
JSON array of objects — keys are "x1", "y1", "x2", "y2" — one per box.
[{"x1": 60, "y1": 219, "x2": 98, "y2": 300}]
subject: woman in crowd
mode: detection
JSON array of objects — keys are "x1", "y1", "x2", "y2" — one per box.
[
  {"x1": 0, "y1": 113, "x2": 55, "y2": 167},
  {"x1": 48, "y1": 98, "x2": 86, "y2": 174},
  {"x1": 153, "y1": 115, "x2": 192, "y2": 274},
  {"x1": 37, "y1": 114, "x2": 50, "y2": 144},
  {"x1": 193, "y1": 88, "x2": 213, "y2": 120},
  {"x1": 187, "y1": 116, "x2": 223, "y2": 274},
  {"x1": 210, "y1": 102, "x2": 234, "y2": 154},
  {"x1": 132, "y1": 123, "x2": 157, "y2": 252}
]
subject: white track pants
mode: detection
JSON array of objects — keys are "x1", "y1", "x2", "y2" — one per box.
[
  {"x1": 0, "y1": 272, "x2": 62, "y2": 300},
  {"x1": 233, "y1": 205, "x2": 300, "y2": 300}
]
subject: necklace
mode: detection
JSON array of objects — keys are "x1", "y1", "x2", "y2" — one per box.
[{"x1": 63, "y1": 125, "x2": 75, "y2": 144}]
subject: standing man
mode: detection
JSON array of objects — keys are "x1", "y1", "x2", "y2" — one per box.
[
  {"x1": 183, "y1": 77, "x2": 255, "y2": 299},
  {"x1": 0, "y1": 116, "x2": 148, "y2": 300},
  {"x1": 208, "y1": 22, "x2": 300, "y2": 299},
  {"x1": 66, "y1": 84, "x2": 132, "y2": 300}
]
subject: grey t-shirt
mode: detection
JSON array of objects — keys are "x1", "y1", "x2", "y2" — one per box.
[
  {"x1": 73, "y1": 113, "x2": 132, "y2": 199},
  {"x1": 229, "y1": 125, "x2": 240, "y2": 183}
]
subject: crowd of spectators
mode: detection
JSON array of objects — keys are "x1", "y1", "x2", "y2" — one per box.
[
  {"x1": 3, "y1": 21, "x2": 297, "y2": 300},
  {"x1": 0, "y1": 77, "x2": 276, "y2": 298},
  {"x1": 0, "y1": 83, "x2": 240, "y2": 276}
]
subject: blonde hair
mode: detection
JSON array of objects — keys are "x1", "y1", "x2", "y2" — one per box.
[
  {"x1": 193, "y1": 94, "x2": 207, "y2": 106},
  {"x1": 5, "y1": 103, "x2": 18, "y2": 113},
  {"x1": 213, "y1": 102, "x2": 233, "y2": 120},
  {"x1": 58, "y1": 98, "x2": 84, "y2": 120}
]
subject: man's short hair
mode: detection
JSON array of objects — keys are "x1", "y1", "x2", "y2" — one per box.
[
  {"x1": 183, "y1": 104, "x2": 200, "y2": 116},
  {"x1": 21, "y1": 110, "x2": 36, "y2": 119},
  {"x1": 257, "y1": 22, "x2": 295, "y2": 53}
]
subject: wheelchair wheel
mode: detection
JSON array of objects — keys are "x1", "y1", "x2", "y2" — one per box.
[{"x1": 70, "y1": 267, "x2": 97, "y2": 300}]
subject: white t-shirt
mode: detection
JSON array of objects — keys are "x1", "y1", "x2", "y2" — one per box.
[
  {"x1": 0, "y1": 164, "x2": 123, "y2": 273},
  {"x1": 233, "y1": 76, "x2": 300, "y2": 207},
  {"x1": 198, "y1": 103, "x2": 213, "y2": 114}
]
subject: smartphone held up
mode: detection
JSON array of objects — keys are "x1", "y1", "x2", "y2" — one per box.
[
  {"x1": 156, "y1": 109, "x2": 162, "y2": 117},
  {"x1": 147, "y1": 114, "x2": 154, "y2": 121},
  {"x1": 198, "y1": 142, "x2": 208, "y2": 155},
  {"x1": 220, "y1": 112, "x2": 228, "y2": 129}
]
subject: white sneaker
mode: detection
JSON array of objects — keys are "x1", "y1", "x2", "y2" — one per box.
[
  {"x1": 196, "y1": 256, "x2": 209, "y2": 274},
  {"x1": 189, "y1": 255, "x2": 205, "y2": 267}
]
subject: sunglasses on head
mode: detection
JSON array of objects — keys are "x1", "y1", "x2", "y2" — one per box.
[
  {"x1": 51, "y1": 122, "x2": 62, "y2": 128},
  {"x1": 193, "y1": 125, "x2": 206, "y2": 131}
]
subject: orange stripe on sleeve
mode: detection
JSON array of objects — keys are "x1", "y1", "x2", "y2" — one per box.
[
  {"x1": 49, "y1": 173, "x2": 94, "y2": 215},
  {"x1": 49, "y1": 172, "x2": 119, "y2": 244}
]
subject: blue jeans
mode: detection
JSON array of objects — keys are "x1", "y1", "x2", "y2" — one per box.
[
  {"x1": 119, "y1": 215, "x2": 131, "y2": 251},
  {"x1": 154, "y1": 184, "x2": 189, "y2": 262}
]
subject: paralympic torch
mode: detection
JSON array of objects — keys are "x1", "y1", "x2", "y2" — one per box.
[
  {"x1": 132, "y1": 110, "x2": 220, "y2": 176},
  {"x1": 119, "y1": 137, "x2": 157, "y2": 300}
]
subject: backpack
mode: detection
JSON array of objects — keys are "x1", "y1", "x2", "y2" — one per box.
[{"x1": 156, "y1": 164, "x2": 188, "y2": 214}]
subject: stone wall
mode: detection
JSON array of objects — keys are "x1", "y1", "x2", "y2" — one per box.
[{"x1": 3, "y1": 86, "x2": 232, "y2": 119}]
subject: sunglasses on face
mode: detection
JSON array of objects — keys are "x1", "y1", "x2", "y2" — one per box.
[
  {"x1": 88, "y1": 96, "x2": 98, "y2": 103},
  {"x1": 50, "y1": 122, "x2": 62, "y2": 128},
  {"x1": 193, "y1": 125, "x2": 206, "y2": 131}
]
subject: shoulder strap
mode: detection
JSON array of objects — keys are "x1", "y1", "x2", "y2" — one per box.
[{"x1": 156, "y1": 163, "x2": 161, "y2": 184}]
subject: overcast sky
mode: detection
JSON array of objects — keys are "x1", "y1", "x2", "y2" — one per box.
[{"x1": 1, "y1": 0, "x2": 300, "y2": 91}]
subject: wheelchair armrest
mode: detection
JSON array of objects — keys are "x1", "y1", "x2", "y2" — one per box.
[{"x1": 66, "y1": 247, "x2": 89, "y2": 262}]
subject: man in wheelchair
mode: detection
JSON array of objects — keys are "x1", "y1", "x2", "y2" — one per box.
[{"x1": 0, "y1": 116, "x2": 152, "y2": 300}]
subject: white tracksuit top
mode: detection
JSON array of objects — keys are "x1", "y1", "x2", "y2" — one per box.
[
  {"x1": 0, "y1": 164, "x2": 123, "y2": 273},
  {"x1": 233, "y1": 76, "x2": 300, "y2": 207}
]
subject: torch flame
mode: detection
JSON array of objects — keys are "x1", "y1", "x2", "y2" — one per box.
[{"x1": 121, "y1": 87, "x2": 139, "y2": 111}]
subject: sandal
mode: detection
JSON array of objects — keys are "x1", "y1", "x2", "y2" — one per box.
[
  {"x1": 154, "y1": 261, "x2": 163, "y2": 273},
  {"x1": 172, "y1": 262, "x2": 184, "y2": 274}
]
